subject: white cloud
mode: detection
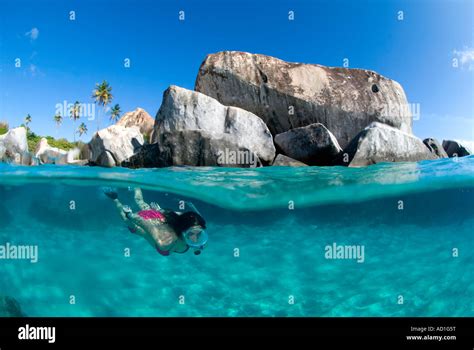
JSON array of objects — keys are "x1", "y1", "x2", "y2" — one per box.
[
  {"x1": 453, "y1": 47, "x2": 474, "y2": 71},
  {"x1": 25, "y1": 27, "x2": 39, "y2": 41}
]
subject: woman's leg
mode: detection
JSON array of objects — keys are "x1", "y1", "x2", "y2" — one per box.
[
  {"x1": 134, "y1": 188, "x2": 151, "y2": 210},
  {"x1": 113, "y1": 198, "x2": 148, "y2": 236},
  {"x1": 103, "y1": 188, "x2": 128, "y2": 221},
  {"x1": 104, "y1": 188, "x2": 147, "y2": 236},
  {"x1": 112, "y1": 198, "x2": 128, "y2": 222}
]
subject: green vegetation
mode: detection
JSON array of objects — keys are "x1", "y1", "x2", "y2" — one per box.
[
  {"x1": 26, "y1": 130, "x2": 41, "y2": 151},
  {"x1": 1, "y1": 122, "x2": 72, "y2": 150},
  {"x1": 0, "y1": 121, "x2": 8, "y2": 135},
  {"x1": 25, "y1": 127, "x2": 78, "y2": 152},
  {"x1": 46, "y1": 137, "x2": 78, "y2": 151}
]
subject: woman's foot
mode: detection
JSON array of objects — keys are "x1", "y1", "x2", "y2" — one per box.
[{"x1": 103, "y1": 187, "x2": 118, "y2": 200}]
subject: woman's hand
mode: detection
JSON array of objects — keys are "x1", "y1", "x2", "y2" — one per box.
[{"x1": 122, "y1": 205, "x2": 133, "y2": 218}]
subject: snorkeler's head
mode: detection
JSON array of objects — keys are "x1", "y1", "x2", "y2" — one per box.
[
  {"x1": 183, "y1": 225, "x2": 208, "y2": 256},
  {"x1": 177, "y1": 211, "x2": 206, "y2": 231},
  {"x1": 162, "y1": 211, "x2": 206, "y2": 236},
  {"x1": 163, "y1": 210, "x2": 207, "y2": 254}
]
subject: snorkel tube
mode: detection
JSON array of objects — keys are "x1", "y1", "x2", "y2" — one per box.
[{"x1": 184, "y1": 202, "x2": 202, "y2": 216}]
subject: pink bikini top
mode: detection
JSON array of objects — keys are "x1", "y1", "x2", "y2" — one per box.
[
  {"x1": 137, "y1": 209, "x2": 166, "y2": 221},
  {"x1": 127, "y1": 209, "x2": 170, "y2": 256}
]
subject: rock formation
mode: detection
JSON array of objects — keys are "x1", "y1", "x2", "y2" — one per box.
[
  {"x1": 35, "y1": 138, "x2": 68, "y2": 164},
  {"x1": 442, "y1": 140, "x2": 472, "y2": 157},
  {"x1": 3, "y1": 53, "x2": 468, "y2": 170},
  {"x1": 116, "y1": 107, "x2": 154, "y2": 139},
  {"x1": 0, "y1": 127, "x2": 29, "y2": 164},
  {"x1": 128, "y1": 130, "x2": 261, "y2": 168},
  {"x1": 35, "y1": 138, "x2": 83, "y2": 165},
  {"x1": 423, "y1": 138, "x2": 448, "y2": 158},
  {"x1": 272, "y1": 154, "x2": 308, "y2": 167},
  {"x1": 341, "y1": 122, "x2": 437, "y2": 167},
  {"x1": 89, "y1": 125, "x2": 144, "y2": 167},
  {"x1": 150, "y1": 85, "x2": 275, "y2": 165},
  {"x1": 195, "y1": 51, "x2": 412, "y2": 148},
  {"x1": 274, "y1": 123, "x2": 342, "y2": 165}
]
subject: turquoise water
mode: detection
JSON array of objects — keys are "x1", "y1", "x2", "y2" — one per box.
[{"x1": 0, "y1": 157, "x2": 473, "y2": 316}]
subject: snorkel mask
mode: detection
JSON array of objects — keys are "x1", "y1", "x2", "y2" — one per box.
[
  {"x1": 179, "y1": 201, "x2": 208, "y2": 255},
  {"x1": 183, "y1": 225, "x2": 208, "y2": 255}
]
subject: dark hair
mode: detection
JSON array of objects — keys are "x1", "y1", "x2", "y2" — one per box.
[{"x1": 163, "y1": 210, "x2": 206, "y2": 237}]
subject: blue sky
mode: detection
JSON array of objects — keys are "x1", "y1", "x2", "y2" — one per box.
[{"x1": 0, "y1": 0, "x2": 472, "y2": 143}]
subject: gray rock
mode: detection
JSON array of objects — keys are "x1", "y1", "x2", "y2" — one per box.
[
  {"x1": 341, "y1": 122, "x2": 437, "y2": 167},
  {"x1": 0, "y1": 127, "x2": 29, "y2": 164},
  {"x1": 442, "y1": 140, "x2": 472, "y2": 157},
  {"x1": 0, "y1": 143, "x2": 5, "y2": 159},
  {"x1": 35, "y1": 138, "x2": 69, "y2": 164},
  {"x1": 116, "y1": 107, "x2": 155, "y2": 139},
  {"x1": 122, "y1": 143, "x2": 161, "y2": 168},
  {"x1": 151, "y1": 85, "x2": 275, "y2": 163},
  {"x1": 68, "y1": 159, "x2": 89, "y2": 166},
  {"x1": 35, "y1": 138, "x2": 93, "y2": 166},
  {"x1": 65, "y1": 148, "x2": 83, "y2": 164},
  {"x1": 423, "y1": 138, "x2": 448, "y2": 158},
  {"x1": 89, "y1": 125, "x2": 144, "y2": 167},
  {"x1": 126, "y1": 130, "x2": 261, "y2": 168},
  {"x1": 0, "y1": 296, "x2": 25, "y2": 317},
  {"x1": 79, "y1": 142, "x2": 92, "y2": 161},
  {"x1": 274, "y1": 123, "x2": 342, "y2": 165},
  {"x1": 0, "y1": 127, "x2": 28, "y2": 153},
  {"x1": 272, "y1": 154, "x2": 308, "y2": 167},
  {"x1": 96, "y1": 150, "x2": 117, "y2": 167},
  {"x1": 195, "y1": 51, "x2": 412, "y2": 148},
  {"x1": 20, "y1": 151, "x2": 36, "y2": 166}
]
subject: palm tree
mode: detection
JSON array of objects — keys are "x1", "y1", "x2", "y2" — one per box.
[
  {"x1": 92, "y1": 81, "x2": 113, "y2": 131},
  {"x1": 24, "y1": 114, "x2": 32, "y2": 127},
  {"x1": 54, "y1": 113, "x2": 63, "y2": 127},
  {"x1": 76, "y1": 122, "x2": 88, "y2": 139},
  {"x1": 70, "y1": 101, "x2": 81, "y2": 141},
  {"x1": 109, "y1": 104, "x2": 121, "y2": 123},
  {"x1": 53, "y1": 113, "x2": 63, "y2": 137}
]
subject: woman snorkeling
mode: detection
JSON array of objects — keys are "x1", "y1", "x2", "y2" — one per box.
[{"x1": 104, "y1": 187, "x2": 208, "y2": 256}]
